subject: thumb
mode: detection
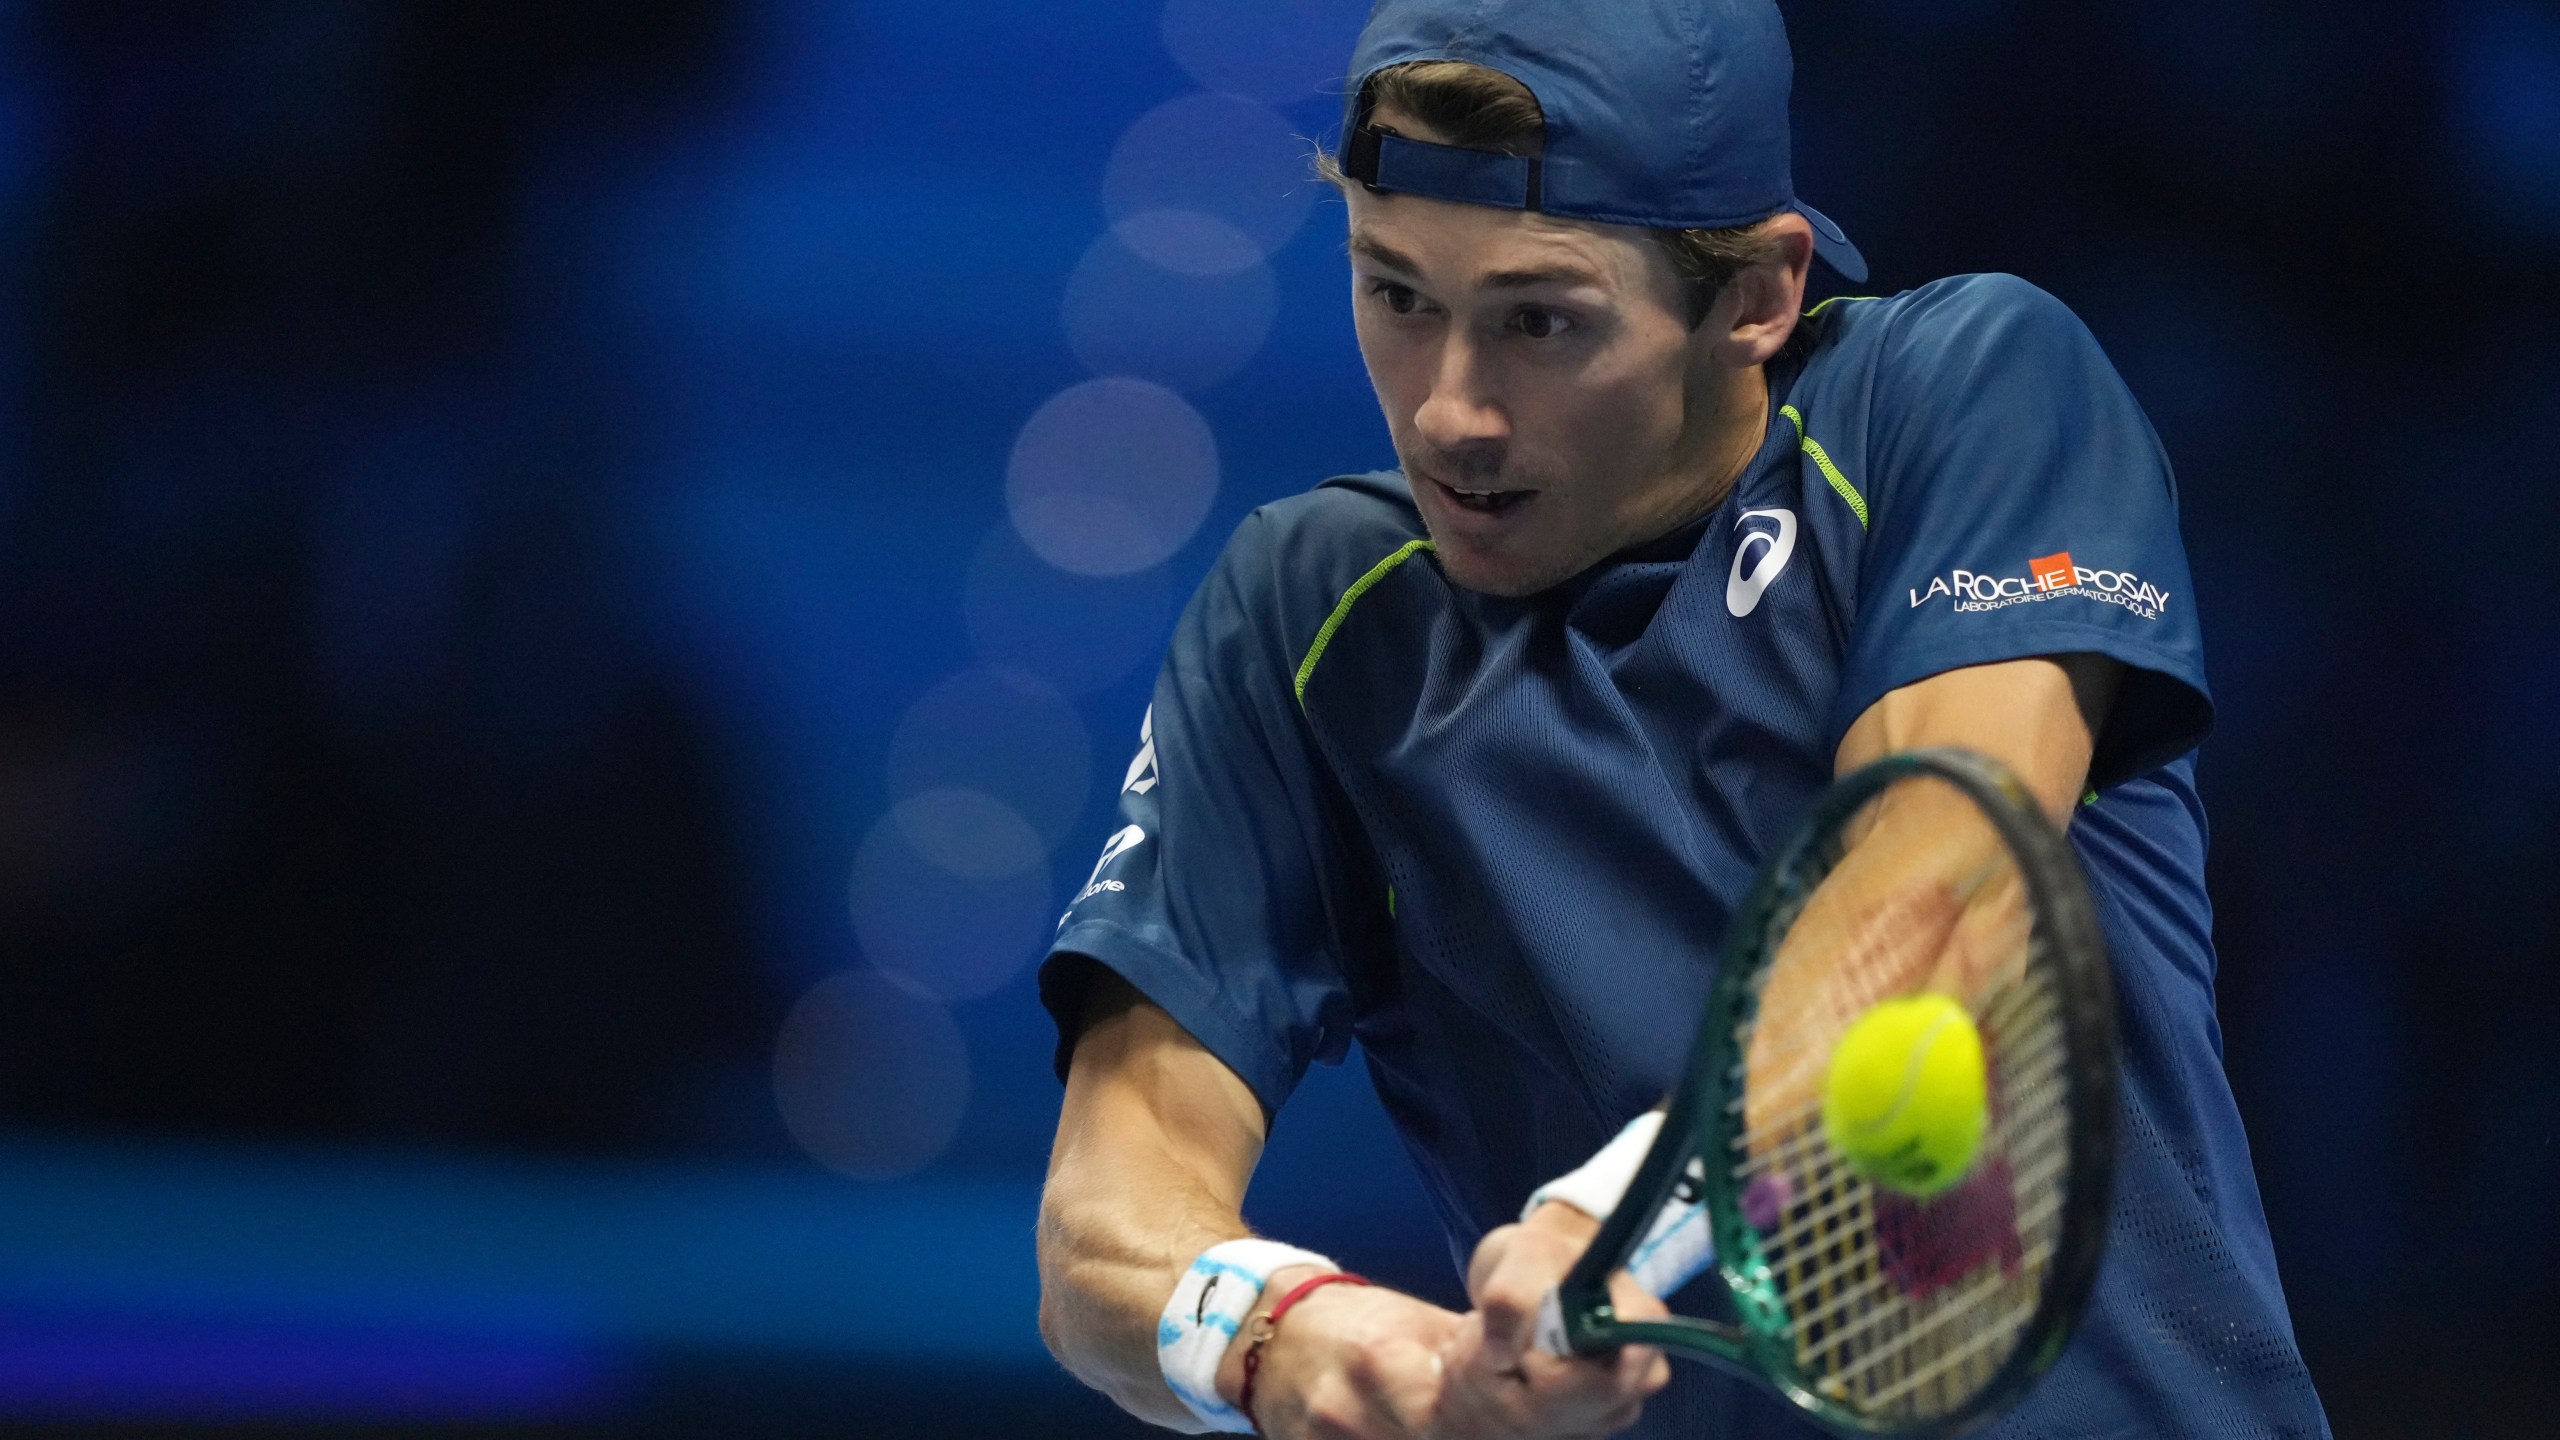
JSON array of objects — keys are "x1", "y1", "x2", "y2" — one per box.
[
  {"x1": 1475, "y1": 1282, "x2": 1540, "y2": 1372},
  {"x1": 1463, "y1": 1227, "x2": 1530, "y2": 1367},
  {"x1": 1478, "y1": 1303, "x2": 1526, "y2": 1371}
]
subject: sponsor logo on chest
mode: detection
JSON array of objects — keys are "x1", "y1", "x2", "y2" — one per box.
[{"x1": 1909, "y1": 549, "x2": 2171, "y2": 621}]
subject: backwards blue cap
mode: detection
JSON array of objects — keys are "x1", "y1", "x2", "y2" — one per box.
[{"x1": 1337, "y1": 0, "x2": 1868, "y2": 283}]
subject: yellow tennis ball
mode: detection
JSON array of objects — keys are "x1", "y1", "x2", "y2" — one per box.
[{"x1": 1821, "y1": 994, "x2": 1988, "y2": 1197}]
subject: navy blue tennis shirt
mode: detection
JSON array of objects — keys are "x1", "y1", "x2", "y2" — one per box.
[{"x1": 1042, "y1": 274, "x2": 2331, "y2": 1437}]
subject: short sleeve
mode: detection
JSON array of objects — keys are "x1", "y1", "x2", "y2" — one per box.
[
  {"x1": 1832, "y1": 275, "x2": 2212, "y2": 788},
  {"x1": 1038, "y1": 511, "x2": 1364, "y2": 1115}
]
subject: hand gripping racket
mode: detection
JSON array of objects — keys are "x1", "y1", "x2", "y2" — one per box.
[{"x1": 1536, "y1": 748, "x2": 2119, "y2": 1435}]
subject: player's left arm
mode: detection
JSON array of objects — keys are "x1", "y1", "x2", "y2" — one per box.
[
  {"x1": 1832, "y1": 652, "x2": 2119, "y2": 825},
  {"x1": 1736, "y1": 651, "x2": 2119, "y2": 1139},
  {"x1": 1481, "y1": 652, "x2": 2120, "y2": 1328}
]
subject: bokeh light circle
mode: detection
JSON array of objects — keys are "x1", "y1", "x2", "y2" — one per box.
[
  {"x1": 965, "y1": 524, "x2": 1175, "y2": 694},
  {"x1": 1111, "y1": 208, "x2": 1266, "y2": 278},
  {"x1": 1007, "y1": 378, "x2": 1219, "y2": 577},
  {"x1": 1102, "y1": 93, "x2": 1317, "y2": 261},
  {"x1": 1061, "y1": 222, "x2": 1277, "y2": 393},
  {"x1": 849, "y1": 790, "x2": 1055, "y2": 1002},
  {"x1": 1159, "y1": 0, "x2": 1362, "y2": 105},
  {"x1": 893, "y1": 785, "x2": 1048, "y2": 881},
  {"x1": 772, "y1": 969, "x2": 970, "y2": 1181},
  {"x1": 885, "y1": 666, "x2": 1091, "y2": 844}
]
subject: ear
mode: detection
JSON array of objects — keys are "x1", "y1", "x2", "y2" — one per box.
[{"x1": 1715, "y1": 214, "x2": 1815, "y2": 368}]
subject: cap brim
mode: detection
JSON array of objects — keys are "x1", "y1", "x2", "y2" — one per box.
[{"x1": 1794, "y1": 200, "x2": 1868, "y2": 285}]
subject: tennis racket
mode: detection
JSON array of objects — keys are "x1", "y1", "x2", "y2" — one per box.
[{"x1": 1536, "y1": 747, "x2": 2119, "y2": 1436}]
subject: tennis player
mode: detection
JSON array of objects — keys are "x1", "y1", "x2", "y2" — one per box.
[{"x1": 1036, "y1": 2, "x2": 2332, "y2": 1436}]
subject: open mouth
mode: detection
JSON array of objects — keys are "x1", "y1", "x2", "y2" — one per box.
[{"x1": 1435, "y1": 477, "x2": 1534, "y2": 515}]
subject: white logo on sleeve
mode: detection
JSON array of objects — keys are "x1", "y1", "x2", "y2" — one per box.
[
  {"x1": 1906, "y1": 548, "x2": 2172, "y2": 621},
  {"x1": 1122, "y1": 706, "x2": 1158, "y2": 795},
  {"x1": 1725, "y1": 506, "x2": 1798, "y2": 617},
  {"x1": 1067, "y1": 823, "x2": 1149, "y2": 914}
]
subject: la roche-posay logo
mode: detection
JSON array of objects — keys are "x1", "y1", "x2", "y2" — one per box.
[{"x1": 1909, "y1": 549, "x2": 2171, "y2": 621}]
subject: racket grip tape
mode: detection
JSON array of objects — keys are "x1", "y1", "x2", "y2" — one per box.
[
  {"x1": 1532, "y1": 1195, "x2": 1715, "y2": 1359},
  {"x1": 1532, "y1": 1285, "x2": 1575, "y2": 1356},
  {"x1": 1626, "y1": 1198, "x2": 1714, "y2": 1297}
]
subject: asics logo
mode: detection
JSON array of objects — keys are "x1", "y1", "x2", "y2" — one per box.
[{"x1": 1726, "y1": 507, "x2": 1798, "y2": 618}]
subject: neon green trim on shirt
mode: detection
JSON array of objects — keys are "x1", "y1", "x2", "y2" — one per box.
[
  {"x1": 1803, "y1": 295, "x2": 1880, "y2": 318},
  {"x1": 1779, "y1": 404, "x2": 1869, "y2": 530},
  {"x1": 1295, "y1": 538, "x2": 1436, "y2": 707}
]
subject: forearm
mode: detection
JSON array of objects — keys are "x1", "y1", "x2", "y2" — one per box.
[
  {"x1": 1037, "y1": 1152, "x2": 1250, "y2": 1426},
  {"x1": 1742, "y1": 655, "x2": 2117, "y2": 1132},
  {"x1": 1038, "y1": 973, "x2": 1269, "y2": 1427},
  {"x1": 1834, "y1": 653, "x2": 2119, "y2": 826}
]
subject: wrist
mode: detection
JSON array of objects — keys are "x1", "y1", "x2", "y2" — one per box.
[
  {"x1": 1157, "y1": 1239, "x2": 1338, "y2": 1433},
  {"x1": 1214, "y1": 1263, "x2": 1326, "y2": 1406},
  {"x1": 1224, "y1": 1269, "x2": 1375, "y2": 1432}
]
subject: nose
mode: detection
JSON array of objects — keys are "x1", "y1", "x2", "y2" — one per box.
[{"x1": 1412, "y1": 334, "x2": 1508, "y2": 464}]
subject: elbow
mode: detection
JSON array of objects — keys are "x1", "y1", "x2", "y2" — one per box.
[
  {"x1": 1035, "y1": 1263, "x2": 1074, "y2": 1373},
  {"x1": 1033, "y1": 1190, "x2": 1166, "y2": 1422},
  {"x1": 1033, "y1": 1203, "x2": 1071, "y2": 1366},
  {"x1": 1035, "y1": 1177, "x2": 1230, "y2": 1432},
  {"x1": 1032, "y1": 1193, "x2": 1096, "y2": 1382},
  {"x1": 1036, "y1": 1295, "x2": 1069, "y2": 1371}
]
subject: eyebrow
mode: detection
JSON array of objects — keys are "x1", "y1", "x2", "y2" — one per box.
[{"x1": 1349, "y1": 231, "x2": 1605, "y2": 292}]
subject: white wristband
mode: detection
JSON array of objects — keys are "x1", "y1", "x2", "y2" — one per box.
[
  {"x1": 1522, "y1": 1111, "x2": 1665, "y2": 1222},
  {"x1": 1157, "y1": 1238, "x2": 1337, "y2": 1433},
  {"x1": 1523, "y1": 1115, "x2": 1717, "y2": 1299}
]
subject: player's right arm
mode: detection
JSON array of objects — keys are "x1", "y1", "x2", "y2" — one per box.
[
  {"x1": 1038, "y1": 968, "x2": 1461, "y2": 1436},
  {"x1": 1038, "y1": 969, "x2": 1264, "y2": 1427}
]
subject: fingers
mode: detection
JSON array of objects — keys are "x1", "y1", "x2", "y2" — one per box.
[
  {"x1": 1436, "y1": 1311, "x2": 1662, "y2": 1439},
  {"x1": 1306, "y1": 1332, "x2": 1447, "y2": 1440},
  {"x1": 1602, "y1": 1273, "x2": 1674, "y2": 1400},
  {"x1": 1441, "y1": 1220, "x2": 1667, "y2": 1438},
  {"x1": 1465, "y1": 1213, "x2": 1593, "y2": 1371},
  {"x1": 1464, "y1": 1227, "x2": 1536, "y2": 1370}
]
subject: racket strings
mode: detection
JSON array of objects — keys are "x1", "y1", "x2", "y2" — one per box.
[
  {"x1": 1742, "y1": 1106, "x2": 2062, "y2": 1319},
  {"x1": 1774, "y1": 1111, "x2": 2070, "y2": 1345},
  {"x1": 1727, "y1": 820, "x2": 2077, "y2": 1428},
  {"x1": 1743, "y1": 876, "x2": 1984, "y2": 1138}
]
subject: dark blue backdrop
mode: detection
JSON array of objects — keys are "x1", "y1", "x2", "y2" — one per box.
[{"x1": 0, "y1": 1, "x2": 2550, "y2": 1434}]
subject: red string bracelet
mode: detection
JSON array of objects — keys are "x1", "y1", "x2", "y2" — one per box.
[{"x1": 1235, "y1": 1270, "x2": 1371, "y2": 1432}]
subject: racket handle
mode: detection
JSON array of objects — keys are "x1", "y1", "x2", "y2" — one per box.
[
  {"x1": 1628, "y1": 1199, "x2": 1714, "y2": 1297},
  {"x1": 1532, "y1": 1285, "x2": 1573, "y2": 1356},
  {"x1": 1536, "y1": 1195, "x2": 1717, "y2": 1358}
]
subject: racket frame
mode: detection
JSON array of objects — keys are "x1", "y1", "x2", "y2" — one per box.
[{"x1": 1547, "y1": 747, "x2": 2121, "y2": 1436}]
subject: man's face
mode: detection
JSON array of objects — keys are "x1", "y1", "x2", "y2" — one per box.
[{"x1": 1344, "y1": 124, "x2": 1743, "y2": 597}]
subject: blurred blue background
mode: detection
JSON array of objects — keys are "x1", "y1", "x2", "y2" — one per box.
[{"x1": 0, "y1": 1, "x2": 2550, "y2": 1434}]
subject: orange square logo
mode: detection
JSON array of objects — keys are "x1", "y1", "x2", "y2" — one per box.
[{"x1": 2030, "y1": 551, "x2": 2077, "y2": 591}]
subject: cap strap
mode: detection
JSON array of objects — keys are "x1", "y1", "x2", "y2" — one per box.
[{"x1": 1345, "y1": 126, "x2": 1541, "y2": 212}]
